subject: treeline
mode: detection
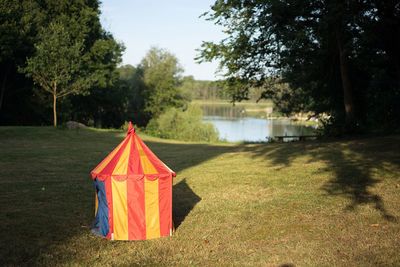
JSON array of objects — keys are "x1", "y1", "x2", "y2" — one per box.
[
  {"x1": 199, "y1": 0, "x2": 400, "y2": 134},
  {"x1": 180, "y1": 77, "x2": 271, "y2": 102},
  {"x1": 0, "y1": 1, "x2": 220, "y2": 130},
  {"x1": 180, "y1": 77, "x2": 227, "y2": 101},
  {"x1": 0, "y1": 1, "x2": 221, "y2": 142}
]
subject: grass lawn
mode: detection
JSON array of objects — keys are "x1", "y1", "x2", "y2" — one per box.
[{"x1": 0, "y1": 127, "x2": 399, "y2": 266}]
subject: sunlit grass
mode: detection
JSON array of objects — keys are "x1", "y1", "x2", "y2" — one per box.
[{"x1": 0, "y1": 127, "x2": 399, "y2": 266}]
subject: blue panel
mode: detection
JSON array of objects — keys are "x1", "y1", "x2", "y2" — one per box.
[{"x1": 92, "y1": 179, "x2": 109, "y2": 237}]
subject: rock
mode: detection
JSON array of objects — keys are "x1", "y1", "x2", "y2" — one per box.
[{"x1": 66, "y1": 121, "x2": 87, "y2": 129}]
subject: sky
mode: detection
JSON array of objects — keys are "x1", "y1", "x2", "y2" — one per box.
[{"x1": 100, "y1": 0, "x2": 225, "y2": 80}]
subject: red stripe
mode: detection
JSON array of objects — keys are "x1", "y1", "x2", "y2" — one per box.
[
  {"x1": 128, "y1": 136, "x2": 142, "y2": 175},
  {"x1": 127, "y1": 136, "x2": 146, "y2": 240},
  {"x1": 100, "y1": 136, "x2": 131, "y2": 176},
  {"x1": 105, "y1": 177, "x2": 113, "y2": 239},
  {"x1": 158, "y1": 175, "x2": 173, "y2": 237},
  {"x1": 127, "y1": 178, "x2": 146, "y2": 240}
]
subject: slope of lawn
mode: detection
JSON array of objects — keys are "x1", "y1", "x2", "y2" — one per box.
[{"x1": 0, "y1": 126, "x2": 399, "y2": 266}]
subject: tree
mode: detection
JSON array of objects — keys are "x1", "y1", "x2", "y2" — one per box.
[
  {"x1": 22, "y1": 20, "x2": 122, "y2": 127},
  {"x1": 23, "y1": 22, "x2": 84, "y2": 127},
  {"x1": 199, "y1": 0, "x2": 400, "y2": 133},
  {"x1": 140, "y1": 47, "x2": 185, "y2": 118},
  {"x1": 66, "y1": 64, "x2": 148, "y2": 128},
  {"x1": 0, "y1": 0, "x2": 44, "y2": 115},
  {"x1": 0, "y1": 0, "x2": 123, "y2": 126}
]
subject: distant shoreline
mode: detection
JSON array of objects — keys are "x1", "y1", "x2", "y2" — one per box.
[{"x1": 191, "y1": 99, "x2": 319, "y2": 125}]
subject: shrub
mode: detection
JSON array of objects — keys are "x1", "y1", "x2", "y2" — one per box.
[{"x1": 146, "y1": 106, "x2": 219, "y2": 142}]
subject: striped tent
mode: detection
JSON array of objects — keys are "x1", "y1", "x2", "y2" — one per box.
[{"x1": 90, "y1": 122, "x2": 176, "y2": 240}]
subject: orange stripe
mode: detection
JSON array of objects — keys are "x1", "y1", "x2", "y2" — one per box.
[
  {"x1": 135, "y1": 138, "x2": 158, "y2": 174},
  {"x1": 144, "y1": 178, "x2": 160, "y2": 239},
  {"x1": 158, "y1": 176, "x2": 172, "y2": 237},
  {"x1": 99, "y1": 137, "x2": 131, "y2": 176},
  {"x1": 112, "y1": 178, "x2": 128, "y2": 240},
  {"x1": 112, "y1": 136, "x2": 132, "y2": 175},
  {"x1": 95, "y1": 191, "x2": 98, "y2": 216},
  {"x1": 136, "y1": 137, "x2": 173, "y2": 175},
  {"x1": 92, "y1": 137, "x2": 127, "y2": 174}
]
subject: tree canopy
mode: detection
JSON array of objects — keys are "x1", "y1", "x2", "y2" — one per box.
[
  {"x1": 140, "y1": 47, "x2": 185, "y2": 118},
  {"x1": 0, "y1": 0, "x2": 123, "y2": 126},
  {"x1": 199, "y1": 0, "x2": 400, "y2": 133}
]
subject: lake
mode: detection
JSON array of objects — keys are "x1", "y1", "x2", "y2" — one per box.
[{"x1": 200, "y1": 104, "x2": 317, "y2": 142}]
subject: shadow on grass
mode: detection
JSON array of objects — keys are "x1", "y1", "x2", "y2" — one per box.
[
  {"x1": 143, "y1": 140, "x2": 236, "y2": 173},
  {"x1": 144, "y1": 140, "x2": 235, "y2": 229},
  {"x1": 173, "y1": 179, "x2": 201, "y2": 229},
  {"x1": 241, "y1": 136, "x2": 400, "y2": 222}
]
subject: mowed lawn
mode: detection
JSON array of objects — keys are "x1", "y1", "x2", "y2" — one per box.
[{"x1": 0, "y1": 127, "x2": 399, "y2": 266}]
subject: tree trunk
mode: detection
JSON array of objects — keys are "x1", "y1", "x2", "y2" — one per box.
[
  {"x1": 0, "y1": 67, "x2": 10, "y2": 112},
  {"x1": 336, "y1": 29, "x2": 355, "y2": 126},
  {"x1": 52, "y1": 81, "x2": 58, "y2": 127},
  {"x1": 53, "y1": 93, "x2": 57, "y2": 127}
]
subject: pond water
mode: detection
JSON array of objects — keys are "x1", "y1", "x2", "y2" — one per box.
[{"x1": 200, "y1": 104, "x2": 317, "y2": 142}]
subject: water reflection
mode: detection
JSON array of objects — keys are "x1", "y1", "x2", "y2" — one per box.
[
  {"x1": 200, "y1": 104, "x2": 316, "y2": 142},
  {"x1": 201, "y1": 104, "x2": 246, "y2": 118}
]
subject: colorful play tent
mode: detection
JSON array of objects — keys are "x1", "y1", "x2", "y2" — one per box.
[{"x1": 90, "y1": 122, "x2": 176, "y2": 240}]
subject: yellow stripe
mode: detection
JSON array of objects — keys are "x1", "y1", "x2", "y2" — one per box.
[
  {"x1": 112, "y1": 137, "x2": 132, "y2": 175},
  {"x1": 112, "y1": 178, "x2": 128, "y2": 240},
  {"x1": 92, "y1": 139, "x2": 126, "y2": 174},
  {"x1": 144, "y1": 178, "x2": 160, "y2": 239},
  {"x1": 95, "y1": 191, "x2": 98, "y2": 216},
  {"x1": 135, "y1": 138, "x2": 157, "y2": 174}
]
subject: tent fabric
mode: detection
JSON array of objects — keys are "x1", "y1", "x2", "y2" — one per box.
[
  {"x1": 92, "y1": 179, "x2": 109, "y2": 237},
  {"x1": 91, "y1": 123, "x2": 176, "y2": 181},
  {"x1": 90, "y1": 122, "x2": 175, "y2": 240}
]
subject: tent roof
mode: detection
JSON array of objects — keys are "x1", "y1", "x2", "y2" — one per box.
[{"x1": 91, "y1": 122, "x2": 175, "y2": 181}]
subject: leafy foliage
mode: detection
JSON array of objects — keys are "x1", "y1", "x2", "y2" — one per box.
[
  {"x1": 23, "y1": 22, "x2": 86, "y2": 98},
  {"x1": 21, "y1": 10, "x2": 122, "y2": 126},
  {"x1": 199, "y1": 0, "x2": 400, "y2": 133},
  {"x1": 0, "y1": 0, "x2": 122, "y2": 127},
  {"x1": 141, "y1": 47, "x2": 185, "y2": 118},
  {"x1": 64, "y1": 65, "x2": 147, "y2": 128},
  {"x1": 146, "y1": 105, "x2": 219, "y2": 142}
]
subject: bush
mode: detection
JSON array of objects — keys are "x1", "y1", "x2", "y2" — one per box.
[{"x1": 145, "y1": 106, "x2": 219, "y2": 142}]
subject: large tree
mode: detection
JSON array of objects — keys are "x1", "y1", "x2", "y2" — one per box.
[
  {"x1": 140, "y1": 47, "x2": 185, "y2": 118},
  {"x1": 199, "y1": 0, "x2": 400, "y2": 132},
  {"x1": 20, "y1": 1, "x2": 122, "y2": 127},
  {"x1": 0, "y1": 0, "x2": 43, "y2": 116},
  {"x1": 65, "y1": 64, "x2": 148, "y2": 128},
  {"x1": 0, "y1": 0, "x2": 123, "y2": 126}
]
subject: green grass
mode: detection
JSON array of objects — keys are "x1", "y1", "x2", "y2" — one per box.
[{"x1": 0, "y1": 127, "x2": 399, "y2": 266}]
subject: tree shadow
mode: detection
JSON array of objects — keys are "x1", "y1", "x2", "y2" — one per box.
[
  {"x1": 143, "y1": 140, "x2": 236, "y2": 230},
  {"x1": 240, "y1": 136, "x2": 400, "y2": 222},
  {"x1": 143, "y1": 140, "x2": 237, "y2": 173},
  {"x1": 172, "y1": 178, "x2": 201, "y2": 229}
]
